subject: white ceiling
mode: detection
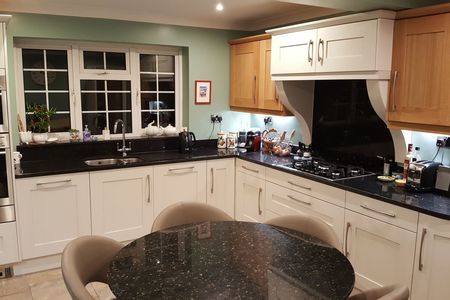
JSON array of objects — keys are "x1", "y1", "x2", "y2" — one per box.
[{"x1": 0, "y1": 0, "x2": 444, "y2": 31}]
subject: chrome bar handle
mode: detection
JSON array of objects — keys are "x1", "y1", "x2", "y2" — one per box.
[
  {"x1": 287, "y1": 195, "x2": 311, "y2": 206},
  {"x1": 242, "y1": 165, "x2": 259, "y2": 173},
  {"x1": 258, "y1": 187, "x2": 262, "y2": 215},
  {"x1": 36, "y1": 179, "x2": 72, "y2": 189},
  {"x1": 168, "y1": 166, "x2": 195, "y2": 172},
  {"x1": 307, "y1": 40, "x2": 313, "y2": 63},
  {"x1": 287, "y1": 181, "x2": 311, "y2": 191},
  {"x1": 146, "y1": 174, "x2": 151, "y2": 203},
  {"x1": 391, "y1": 71, "x2": 399, "y2": 112},
  {"x1": 210, "y1": 168, "x2": 214, "y2": 194},
  {"x1": 253, "y1": 75, "x2": 257, "y2": 103},
  {"x1": 345, "y1": 222, "x2": 351, "y2": 257},
  {"x1": 360, "y1": 204, "x2": 396, "y2": 218},
  {"x1": 318, "y1": 39, "x2": 324, "y2": 63},
  {"x1": 419, "y1": 227, "x2": 427, "y2": 271}
]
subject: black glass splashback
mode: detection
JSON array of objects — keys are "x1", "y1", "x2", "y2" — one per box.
[{"x1": 312, "y1": 80, "x2": 395, "y2": 172}]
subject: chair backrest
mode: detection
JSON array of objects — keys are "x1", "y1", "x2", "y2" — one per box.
[
  {"x1": 348, "y1": 284, "x2": 409, "y2": 300},
  {"x1": 61, "y1": 235, "x2": 123, "y2": 300},
  {"x1": 152, "y1": 201, "x2": 234, "y2": 232},
  {"x1": 265, "y1": 214, "x2": 341, "y2": 249}
]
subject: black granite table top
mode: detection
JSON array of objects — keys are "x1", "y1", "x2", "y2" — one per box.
[
  {"x1": 106, "y1": 221, "x2": 355, "y2": 300},
  {"x1": 14, "y1": 148, "x2": 450, "y2": 220}
]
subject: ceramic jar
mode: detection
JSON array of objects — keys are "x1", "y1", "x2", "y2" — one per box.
[
  {"x1": 226, "y1": 132, "x2": 237, "y2": 149},
  {"x1": 217, "y1": 132, "x2": 227, "y2": 149}
]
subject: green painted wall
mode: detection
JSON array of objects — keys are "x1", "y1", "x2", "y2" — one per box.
[{"x1": 4, "y1": 13, "x2": 249, "y2": 144}]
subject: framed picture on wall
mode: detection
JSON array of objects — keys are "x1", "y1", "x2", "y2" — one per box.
[{"x1": 195, "y1": 80, "x2": 211, "y2": 104}]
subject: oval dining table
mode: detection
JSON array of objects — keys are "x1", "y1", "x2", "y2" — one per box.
[{"x1": 106, "y1": 221, "x2": 355, "y2": 300}]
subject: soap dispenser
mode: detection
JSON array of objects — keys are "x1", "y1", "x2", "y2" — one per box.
[{"x1": 83, "y1": 125, "x2": 92, "y2": 142}]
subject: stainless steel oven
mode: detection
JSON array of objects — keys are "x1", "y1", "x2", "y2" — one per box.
[{"x1": 0, "y1": 74, "x2": 8, "y2": 133}]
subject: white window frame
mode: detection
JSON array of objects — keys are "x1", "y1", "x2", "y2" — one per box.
[{"x1": 14, "y1": 39, "x2": 183, "y2": 139}]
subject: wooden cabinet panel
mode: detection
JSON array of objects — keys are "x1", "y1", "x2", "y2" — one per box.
[
  {"x1": 345, "y1": 210, "x2": 416, "y2": 291},
  {"x1": 0, "y1": 222, "x2": 19, "y2": 265},
  {"x1": 206, "y1": 159, "x2": 235, "y2": 217},
  {"x1": 153, "y1": 161, "x2": 207, "y2": 216},
  {"x1": 259, "y1": 39, "x2": 282, "y2": 111},
  {"x1": 90, "y1": 167, "x2": 153, "y2": 242},
  {"x1": 235, "y1": 171, "x2": 265, "y2": 223},
  {"x1": 411, "y1": 214, "x2": 450, "y2": 300},
  {"x1": 16, "y1": 173, "x2": 91, "y2": 259},
  {"x1": 389, "y1": 13, "x2": 450, "y2": 130},
  {"x1": 230, "y1": 41, "x2": 259, "y2": 109}
]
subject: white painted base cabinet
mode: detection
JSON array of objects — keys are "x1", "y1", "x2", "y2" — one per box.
[
  {"x1": 411, "y1": 214, "x2": 450, "y2": 300},
  {"x1": 235, "y1": 161, "x2": 265, "y2": 222},
  {"x1": 90, "y1": 167, "x2": 153, "y2": 242},
  {"x1": 153, "y1": 161, "x2": 206, "y2": 217},
  {"x1": 0, "y1": 222, "x2": 19, "y2": 265},
  {"x1": 16, "y1": 173, "x2": 91, "y2": 259},
  {"x1": 206, "y1": 159, "x2": 235, "y2": 217}
]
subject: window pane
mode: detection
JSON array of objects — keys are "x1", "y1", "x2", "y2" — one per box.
[
  {"x1": 140, "y1": 54, "x2": 156, "y2": 72},
  {"x1": 46, "y1": 50, "x2": 68, "y2": 69},
  {"x1": 140, "y1": 74, "x2": 156, "y2": 91},
  {"x1": 81, "y1": 80, "x2": 105, "y2": 91},
  {"x1": 159, "y1": 93, "x2": 175, "y2": 109},
  {"x1": 22, "y1": 49, "x2": 44, "y2": 69},
  {"x1": 50, "y1": 114, "x2": 71, "y2": 132},
  {"x1": 49, "y1": 93, "x2": 70, "y2": 111},
  {"x1": 109, "y1": 112, "x2": 132, "y2": 133},
  {"x1": 84, "y1": 51, "x2": 104, "y2": 69},
  {"x1": 105, "y1": 52, "x2": 126, "y2": 70},
  {"x1": 25, "y1": 93, "x2": 46, "y2": 107},
  {"x1": 158, "y1": 111, "x2": 175, "y2": 127},
  {"x1": 141, "y1": 111, "x2": 157, "y2": 128},
  {"x1": 140, "y1": 93, "x2": 157, "y2": 110},
  {"x1": 108, "y1": 93, "x2": 131, "y2": 110},
  {"x1": 81, "y1": 93, "x2": 106, "y2": 111},
  {"x1": 158, "y1": 55, "x2": 174, "y2": 73},
  {"x1": 23, "y1": 71, "x2": 46, "y2": 90},
  {"x1": 107, "y1": 80, "x2": 131, "y2": 91},
  {"x1": 47, "y1": 71, "x2": 69, "y2": 90},
  {"x1": 82, "y1": 113, "x2": 106, "y2": 135},
  {"x1": 158, "y1": 74, "x2": 174, "y2": 91}
]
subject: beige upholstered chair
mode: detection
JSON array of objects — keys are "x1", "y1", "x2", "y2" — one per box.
[
  {"x1": 152, "y1": 201, "x2": 234, "y2": 232},
  {"x1": 348, "y1": 284, "x2": 409, "y2": 300},
  {"x1": 265, "y1": 214, "x2": 341, "y2": 249},
  {"x1": 61, "y1": 235, "x2": 123, "y2": 300}
]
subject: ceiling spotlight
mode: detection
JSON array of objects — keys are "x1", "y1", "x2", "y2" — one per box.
[{"x1": 216, "y1": 3, "x2": 224, "y2": 11}]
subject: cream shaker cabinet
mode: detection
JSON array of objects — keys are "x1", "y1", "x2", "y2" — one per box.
[
  {"x1": 153, "y1": 161, "x2": 207, "y2": 217},
  {"x1": 16, "y1": 173, "x2": 91, "y2": 259},
  {"x1": 235, "y1": 161, "x2": 265, "y2": 222},
  {"x1": 90, "y1": 167, "x2": 153, "y2": 242},
  {"x1": 0, "y1": 222, "x2": 19, "y2": 265},
  {"x1": 206, "y1": 159, "x2": 235, "y2": 218},
  {"x1": 411, "y1": 214, "x2": 450, "y2": 300},
  {"x1": 0, "y1": 23, "x2": 5, "y2": 70},
  {"x1": 344, "y1": 192, "x2": 417, "y2": 292}
]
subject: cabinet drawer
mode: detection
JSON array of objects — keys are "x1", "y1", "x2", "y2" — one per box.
[
  {"x1": 346, "y1": 192, "x2": 418, "y2": 232},
  {"x1": 266, "y1": 168, "x2": 345, "y2": 207},
  {"x1": 266, "y1": 181, "x2": 344, "y2": 248},
  {"x1": 0, "y1": 222, "x2": 19, "y2": 265},
  {"x1": 236, "y1": 159, "x2": 265, "y2": 179}
]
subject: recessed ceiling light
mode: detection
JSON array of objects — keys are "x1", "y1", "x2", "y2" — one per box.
[{"x1": 216, "y1": 3, "x2": 224, "y2": 11}]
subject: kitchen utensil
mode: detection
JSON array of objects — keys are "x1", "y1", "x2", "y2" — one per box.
[
  {"x1": 145, "y1": 121, "x2": 163, "y2": 136},
  {"x1": 179, "y1": 131, "x2": 196, "y2": 153},
  {"x1": 377, "y1": 175, "x2": 395, "y2": 182},
  {"x1": 163, "y1": 124, "x2": 177, "y2": 136},
  {"x1": 19, "y1": 131, "x2": 32, "y2": 144},
  {"x1": 12, "y1": 151, "x2": 22, "y2": 164}
]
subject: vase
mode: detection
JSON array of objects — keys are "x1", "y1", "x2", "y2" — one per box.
[{"x1": 32, "y1": 132, "x2": 48, "y2": 143}]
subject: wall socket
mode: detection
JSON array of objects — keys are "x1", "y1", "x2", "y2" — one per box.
[
  {"x1": 436, "y1": 136, "x2": 449, "y2": 147},
  {"x1": 210, "y1": 115, "x2": 222, "y2": 123}
]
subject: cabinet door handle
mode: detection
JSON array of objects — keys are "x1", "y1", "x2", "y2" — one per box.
[
  {"x1": 253, "y1": 75, "x2": 257, "y2": 104},
  {"x1": 168, "y1": 166, "x2": 195, "y2": 172},
  {"x1": 391, "y1": 71, "x2": 398, "y2": 112},
  {"x1": 418, "y1": 227, "x2": 427, "y2": 271},
  {"x1": 36, "y1": 179, "x2": 72, "y2": 189},
  {"x1": 258, "y1": 187, "x2": 262, "y2": 215},
  {"x1": 210, "y1": 168, "x2": 214, "y2": 194},
  {"x1": 146, "y1": 174, "x2": 151, "y2": 203},
  {"x1": 287, "y1": 195, "x2": 311, "y2": 206},
  {"x1": 242, "y1": 165, "x2": 259, "y2": 173},
  {"x1": 307, "y1": 40, "x2": 313, "y2": 63},
  {"x1": 360, "y1": 204, "x2": 396, "y2": 218},
  {"x1": 318, "y1": 39, "x2": 324, "y2": 63},
  {"x1": 345, "y1": 222, "x2": 351, "y2": 257},
  {"x1": 287, "y1": 181, "x2": 311, "y2": 191}
]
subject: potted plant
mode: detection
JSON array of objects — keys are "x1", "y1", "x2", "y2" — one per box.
[{"x1": 26, "y1": 104, "x2": 55, "y2": 143}]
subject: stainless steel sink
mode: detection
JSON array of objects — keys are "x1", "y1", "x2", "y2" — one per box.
[{"x1": 84, "y1": 157, "x2": 143, "y2": 166}]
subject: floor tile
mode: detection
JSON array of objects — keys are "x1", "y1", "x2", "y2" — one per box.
[
  {"x1": 0, "y1": 289, "x2": 32, "y2": 300},
  {"x1": 30, "y1": 279, "x2": 71, "y2": 300},
  {"x1": 91, "y1": 282, "x2": 116, "y2": 300},
  {"x1": 0, "y1": 276, "x2": 29, "y2": 297},
  {"x1": 25, "y1": 268, "x2": 63, "y2": 288},
  {"x1": 86, "y1": 283, "x2": 100, "y2": 300}
]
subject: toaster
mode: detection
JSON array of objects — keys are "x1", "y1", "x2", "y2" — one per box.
[{"x1": 406, "y1": 160, "x2": 442, "y2": 192}]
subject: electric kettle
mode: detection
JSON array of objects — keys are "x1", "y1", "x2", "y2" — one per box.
[{"x1": 179, "y1": 131, "x2": 196, "y2": 153}]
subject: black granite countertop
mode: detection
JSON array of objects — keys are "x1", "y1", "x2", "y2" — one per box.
[
  {"x1": 107, "y1": 221, "x2": 355, "y2": 300},
  {"x1": 15, "y1": 148, "x2": 450, "y2": 220}
]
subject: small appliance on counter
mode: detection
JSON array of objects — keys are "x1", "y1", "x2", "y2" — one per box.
[
  {"x1": 406, "y1": 160, "x2": 441, "y2": 192},
  {"x1": 179, "y1": 131, "x2": 196, "y2": 153},
  {"x1": 435, "y1": 165, "x2": 450, "y2": 196},
  {"x1": 245, "y1": 131, "x2": 261, "y2": 152},
  {"x1": 237, "y1": 131, "x2": 247, "y2": 148}
]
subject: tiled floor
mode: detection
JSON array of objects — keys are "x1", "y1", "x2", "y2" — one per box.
[{"x1": 0, "y1": 268, "x2": 115, "y2": 300}]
